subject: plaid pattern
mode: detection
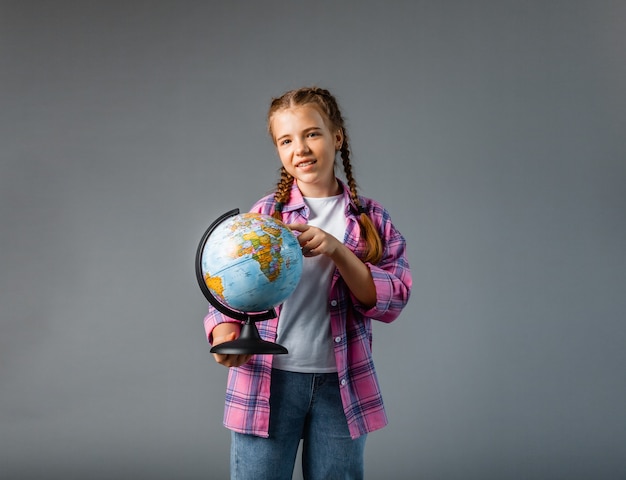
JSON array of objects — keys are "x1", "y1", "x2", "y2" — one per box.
[{"x1": 203, "y1": 180, "x2": 412, "y2": 439}]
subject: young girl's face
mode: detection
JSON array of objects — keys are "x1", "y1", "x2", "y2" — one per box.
[{"x1": 271, "y1": 105, "x2": 343, "y2": 198}]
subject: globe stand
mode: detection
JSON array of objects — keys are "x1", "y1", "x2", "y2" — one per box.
[
  {"x1": 210, "y1": 317, "x2": 288, "y2": 355},
  {"x1": 195, "y1": 208, "x2": 288, "y2": 355}
]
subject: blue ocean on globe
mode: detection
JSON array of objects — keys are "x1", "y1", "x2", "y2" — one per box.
[{"x1": 201, "y1": 213, "x2": 303, "y2": 313}]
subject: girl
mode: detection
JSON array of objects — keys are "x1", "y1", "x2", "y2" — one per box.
[{"x1": 204, "y1": 86, "x2": 412, "y2": 479}]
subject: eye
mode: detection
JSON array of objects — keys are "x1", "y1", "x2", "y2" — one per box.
[{"x1": 279, "y1": 138, "x2": 291, "y2": 146}]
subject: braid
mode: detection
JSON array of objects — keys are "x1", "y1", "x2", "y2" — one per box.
[
  {"x1": 267, "y1": 86, "x2": 384, "y2": 264},
  {"x1": 340, "y1": 139, "x2": 358, "y2": 203},
  {"x1": 272, "y1": 167, "x2": 294, "y2": 220},
  {"x1": 340, "y1": 138, "x2": 384, "y2": 265}
]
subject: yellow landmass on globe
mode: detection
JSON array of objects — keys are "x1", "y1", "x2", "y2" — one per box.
[
  {"x1": 240, "y1": 231, "x2": 282, "y2": 282},
  {"x1": 260, "y1": 224, "x2": 282, "y2": 237},
  {"x1": 204, "y1": 273, "x2": 224, "y2": 298}
]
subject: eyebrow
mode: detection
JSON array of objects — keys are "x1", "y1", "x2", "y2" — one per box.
[{"x1": 276, "y1": 127, "x2": 322, "y2": 143}]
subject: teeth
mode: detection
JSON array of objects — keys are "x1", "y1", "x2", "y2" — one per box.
[{"x1": 298, "y1": 161, "x2": 315, "y2": 167}]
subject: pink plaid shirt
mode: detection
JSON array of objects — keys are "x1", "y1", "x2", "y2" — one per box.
[{"x1": 203, "y1": 180, "x2": 412, "y2": 439}]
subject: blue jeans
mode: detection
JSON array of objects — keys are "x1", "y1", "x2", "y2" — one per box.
[{"x1": 230, "y1": 369, "x2": 367, "y2": 480}]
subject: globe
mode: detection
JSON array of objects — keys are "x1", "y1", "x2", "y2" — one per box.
[{"x1": 199, "y1": 211, "x2": 303, "y2": 314}]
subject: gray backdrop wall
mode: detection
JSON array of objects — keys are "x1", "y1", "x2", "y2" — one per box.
[{"x1": 1, "y1": 1, "x2": 625, "y2": 479}]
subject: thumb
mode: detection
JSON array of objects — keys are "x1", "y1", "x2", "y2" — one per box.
[{"x1": 213, "y1": 331, "x2": 237, "y2": 346}]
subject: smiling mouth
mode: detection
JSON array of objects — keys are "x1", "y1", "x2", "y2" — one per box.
[{"x1": 296, "y1": 160, "x2": 316, "y2": 167}]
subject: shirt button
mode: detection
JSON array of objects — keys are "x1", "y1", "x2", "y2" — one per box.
[
  {"x1": 334, "y1": 336, "x2": 341, "y2": 343},
  {"x1": 330, "y1": 300, "x2": 338, "y2": 307},
  {"x1": 341, "y1": 379, "x2": 347, "y2": 386}
]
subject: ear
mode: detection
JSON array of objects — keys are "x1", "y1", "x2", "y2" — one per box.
[{"x1": 335, "y1": 129, "x2": 344, "y2": 150}]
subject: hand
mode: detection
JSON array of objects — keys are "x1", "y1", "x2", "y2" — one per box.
[
  {"x1": 289, "y1": 222, "x2": 377, "y2": 308},
  {"x1": 287, "y1": 223, "x2": 341, "y2": 258},
  {"x1": 212, "y1": 329, "x2": 253, "y2": 368}
]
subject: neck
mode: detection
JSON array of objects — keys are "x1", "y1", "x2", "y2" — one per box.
[{"x1": 296, "y1": 178, "x2": 341, "y2": 198}]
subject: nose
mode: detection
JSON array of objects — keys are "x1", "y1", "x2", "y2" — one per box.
[{"x1": 294, "y1": 137, "x2": 310, "y2": 155}]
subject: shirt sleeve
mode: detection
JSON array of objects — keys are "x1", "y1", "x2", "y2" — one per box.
[
  {"x1": 203, "y1": 307, "x2": 241, "y2": 345},
  {"x1": 350, "y1": 203, "x2": 412, "y2": 323}
]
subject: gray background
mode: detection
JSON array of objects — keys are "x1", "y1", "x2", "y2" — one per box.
[{"x1": 1, "y1": 1, "x2": 625, "y2": 479}]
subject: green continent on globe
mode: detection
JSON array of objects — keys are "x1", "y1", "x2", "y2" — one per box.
[{"x1": 230, "y1": 215, "x2": 285, "y2": 283}]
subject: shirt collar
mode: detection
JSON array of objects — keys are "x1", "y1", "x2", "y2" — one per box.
[{"x1": 281, "y1": 179, "x2": 361, "y2": 216}]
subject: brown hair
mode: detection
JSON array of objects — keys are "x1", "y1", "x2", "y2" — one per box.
[{"x1": 267, "y1": 86, "x2": 383, "y2": 264}]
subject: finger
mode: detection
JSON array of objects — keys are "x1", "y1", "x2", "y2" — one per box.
[
  {"x1": 286, "y1": 223, "x2": 308, "y2": 232},
  {"x1": 237, "y1": 354, "x2": 253, "y2": 366},
  {"x1": 212, "y1": 332, "x2": 237, "y2": 366},
  {"x1": 212, "y1": 352, "x2": 227, "y2": 365},
  {"x1": 290, "y1": 227, "x2": 311, "y2": 247},
  {"x1": 213, "y1": 353, "x2": 237, "y2": 367},
  {"x1": 214, "y1": 353, "x2": 253, "y2": 368},
  {"x1": 302, "y1": 240, "x2": 320, "y2": 255}
]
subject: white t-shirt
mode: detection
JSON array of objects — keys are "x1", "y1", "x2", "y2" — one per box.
[{"x1": 272, "y1": 194, "x2": 347, "y2": 373}]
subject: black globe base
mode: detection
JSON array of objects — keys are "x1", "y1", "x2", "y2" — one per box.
[{"x1": 210, "y1": 320, "x2": 288, "y2": 355}]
